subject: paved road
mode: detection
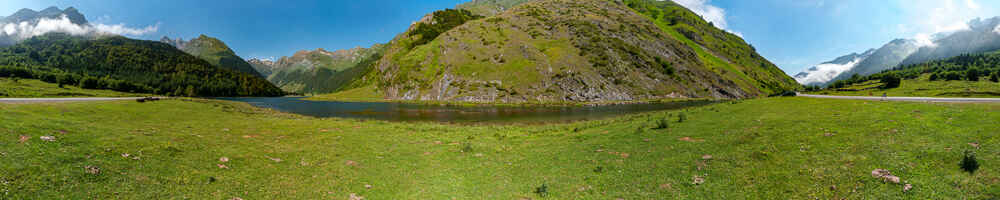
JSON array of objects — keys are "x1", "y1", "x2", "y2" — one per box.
[
  {"x1": 0, "y1": 97, "x2": 163, "y2": 103},
  {"x1": 798, "y1": 93, "x2": 1000, "y2": 103}
]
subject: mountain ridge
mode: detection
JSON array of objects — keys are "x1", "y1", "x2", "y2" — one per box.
[
  {"x1": 160, "y1": 35, "x2": 263, "y2": 77},
  {"x1": 350, "y1": 0, "x2": 796, "y2": 103},
  {"x1": 796, "y1": 17, "x2": 1000, "y2": 86}
]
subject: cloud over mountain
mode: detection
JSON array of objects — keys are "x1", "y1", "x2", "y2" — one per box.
[{"x1": 1, "y1": 7, "x2": 158, "y2": 46}]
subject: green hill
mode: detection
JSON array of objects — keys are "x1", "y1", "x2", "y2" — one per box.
[
  {"x1": 812, "y1": 51, "x2": 1000, "y2": 97},
  {"x1": 349, "y1": 0, "x2": 797, "y2": 103},
  {"x1": 161, "y1": 35, "x2": 263, "y2": 77},
  {"x1": 256, "y1": 45, "x2": 385, "y2": 94},
  {"x1": 0, "y1": 33, "x2": 284, "y2": 97}
]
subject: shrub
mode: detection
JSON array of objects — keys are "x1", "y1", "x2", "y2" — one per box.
[
  {"x1": 880, "y1": 74, "x2": 901, "y2": 89},
  {"x1": 79, "y1": 76, "x2": 99, "y2": 89},
  {"x1": 678, "y1": 113, "x2": 687, "y2": 123},
  {"x1": 966, "y1": 68, "x2": 981, "y2": 81},
  {"x1": 534, "y1": 184, "x2": 548, "y2": 197},
  {"x1": 461, "y1": 143, "x2": 473, "y2": 153},
  {"x1": 990, "y1": 72, "x2": 999, "y2": 82},
  {"x1": 960, "y1": 150, "x2": 979, "y2": 174},
  {"x1": 652, "y1": 118, "x2": 669, "y2": 129}
]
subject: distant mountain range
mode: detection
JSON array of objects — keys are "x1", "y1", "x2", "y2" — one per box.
[
  {"x1": 795, "y1": 17, "x2": 1000, "y2": 86},
  {"x1": 161, "y1": 35, "x2": 263, "y2": 77},
  {"x1": 249, "y1": 45, "x2": 385, "y2": 94}
]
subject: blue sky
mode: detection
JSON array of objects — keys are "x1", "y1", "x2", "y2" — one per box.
[
  {"x1": 0, "y1": 0, "x2": 466, "y2": 61},
  {"x1": 3, "y1": 0, "x2": 1000, "y2": 75}
]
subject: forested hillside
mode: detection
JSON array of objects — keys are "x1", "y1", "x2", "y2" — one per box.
[{"x1": 0, "y1": 33, "x2": 284, "y2": 97}]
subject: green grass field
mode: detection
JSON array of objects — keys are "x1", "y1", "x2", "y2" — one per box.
[
  {"x1": 1, "y1": 97, "x2": 997, "y2": 199},
  {"x1": 810, "y1": 75, "x2": 1000, "y2": 97},
  {"x1": 0, "y1": 78, "x2": 146, "y2": 98}
]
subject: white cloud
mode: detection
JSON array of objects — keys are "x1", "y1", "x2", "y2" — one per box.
[
  {"x1": 896, "y1": 0, "x2": 989, "y2": 48},
  {"x1": 672, "y1": 0, "x2": 728, "y2": 29},
  {"x1": 794, "y1": 57, "x2": 864, "y2": 85},
  {"x1": 965, "y1": 0, "x2": 980, "y2": 10},
  {"x1": 995, "y1": 23, "x2": 1000, "y2": 34},
  {"x1": 669, "y1": 0, "x2": 745, "y2": 38},
  {"x1": 913, "y1": 33, "x2": 936, "y2": 47},
  {"x1": 94, "y1": 22, "x2": 159, "y2": 36},
  {"x1": 0, "y1": 15, "x2": 158, "y2": 41}
]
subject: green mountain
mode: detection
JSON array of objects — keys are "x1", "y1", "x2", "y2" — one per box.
[
  {"x1": 0, "y1": 33, "x2": 284, "y2": 97},
  {"x1": 354, "y1": 0, "x2": 796, "y2": 103},
  {"x1": 252, "y1": 45, "x2": 385, "y2": 94},
  {"x1": 160, "y1": 35, "x2": 263, "y2": 77}
]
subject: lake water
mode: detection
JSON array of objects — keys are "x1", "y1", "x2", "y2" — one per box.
[{"x1": 220, "y1": 97, "x2": 715, "y2": 123}]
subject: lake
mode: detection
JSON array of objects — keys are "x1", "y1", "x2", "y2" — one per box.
[{"x1": 220, "y1": 97, "x2": 716, "y2": 123}]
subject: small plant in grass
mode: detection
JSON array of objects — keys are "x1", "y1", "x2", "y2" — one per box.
[
  {"x1": 652, "y1": 118, "x2": 669, "y2": 129},
  {"x1": 960, "y1": 150, "x2": 979, "y2": 174},
  {"x1": 461, "y1": 143, "x2": 473, "y2": 153},
  {"x1": 594, "y1": 166, "x2": 603, "y2": 173},
  {"x1": 534, "y1": 183, "x2": 548, "y2": 197},
  {"x1": 677, "y1": 113, "x2": 687, "y2": 123}
]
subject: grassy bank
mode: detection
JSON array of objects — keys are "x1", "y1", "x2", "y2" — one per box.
[
  {"x1": 1, "y1": 97, "x2": 997, "y2": 199},
  {"x1": 0, "y1": 78, "x2": 146, "y2": 98},
  {"x1": 306, "y1": 85, "x2": 719, "y2": 107}
]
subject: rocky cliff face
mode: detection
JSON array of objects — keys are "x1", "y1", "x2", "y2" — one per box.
[{"x1": 365, "y1": 0, "x2": 796, "y2": 103}]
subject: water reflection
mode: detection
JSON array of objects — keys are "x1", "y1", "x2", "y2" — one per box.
[{"x1": 219, "y1": 97, "x2": 716, "y2": 123}]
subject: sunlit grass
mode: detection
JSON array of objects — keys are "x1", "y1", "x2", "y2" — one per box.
[{"x1": 0, "y1": 97, "x2": 996, "y2": 199}]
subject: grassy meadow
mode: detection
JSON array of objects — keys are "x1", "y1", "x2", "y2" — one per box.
[
  {"x1": 0, "y1": 97, "x2": 997, "y2": 199},
  {"x1": 0, "y1": 78, "x2": 146, "y2": 98}
]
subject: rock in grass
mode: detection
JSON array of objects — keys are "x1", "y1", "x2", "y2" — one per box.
[
  {"x1": 219, "y1": 157, "x2": 230, "y2": 162},
  {"x1": 903, "y1": 184, "x2": 913, "y2": 192},
  {"x1": 692, "y1": 175, "x2": 705, "y2": 185},
  {"x1": 39, "y1": 136, "x2": 56, "y2": 141},
  {"x1": 349, "y1": 193, "x2": 364, "y2": 200},
  {"x1": 84, "y1": 166, "x2": 100, "y2": 175},
  {"x1": 871, "y1": 169, "x2": 901, "y2": 183}
]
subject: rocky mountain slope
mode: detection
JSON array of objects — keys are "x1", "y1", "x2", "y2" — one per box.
[
  {"x1": 248, "y1": 58, "x2": 275, "y2": 77},
  {"x1": 161, "y1": 35, "x2": 263, "y2": 77},
  {"x1": 353, "y1": 0, "x2": 797, "y2": 103},
  {"x1": 796, "y1": 17, "x2": 1000, "y2": 86},
  {"x1": 253, "y1": 45, "x2": 385, "y2": 94}
]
